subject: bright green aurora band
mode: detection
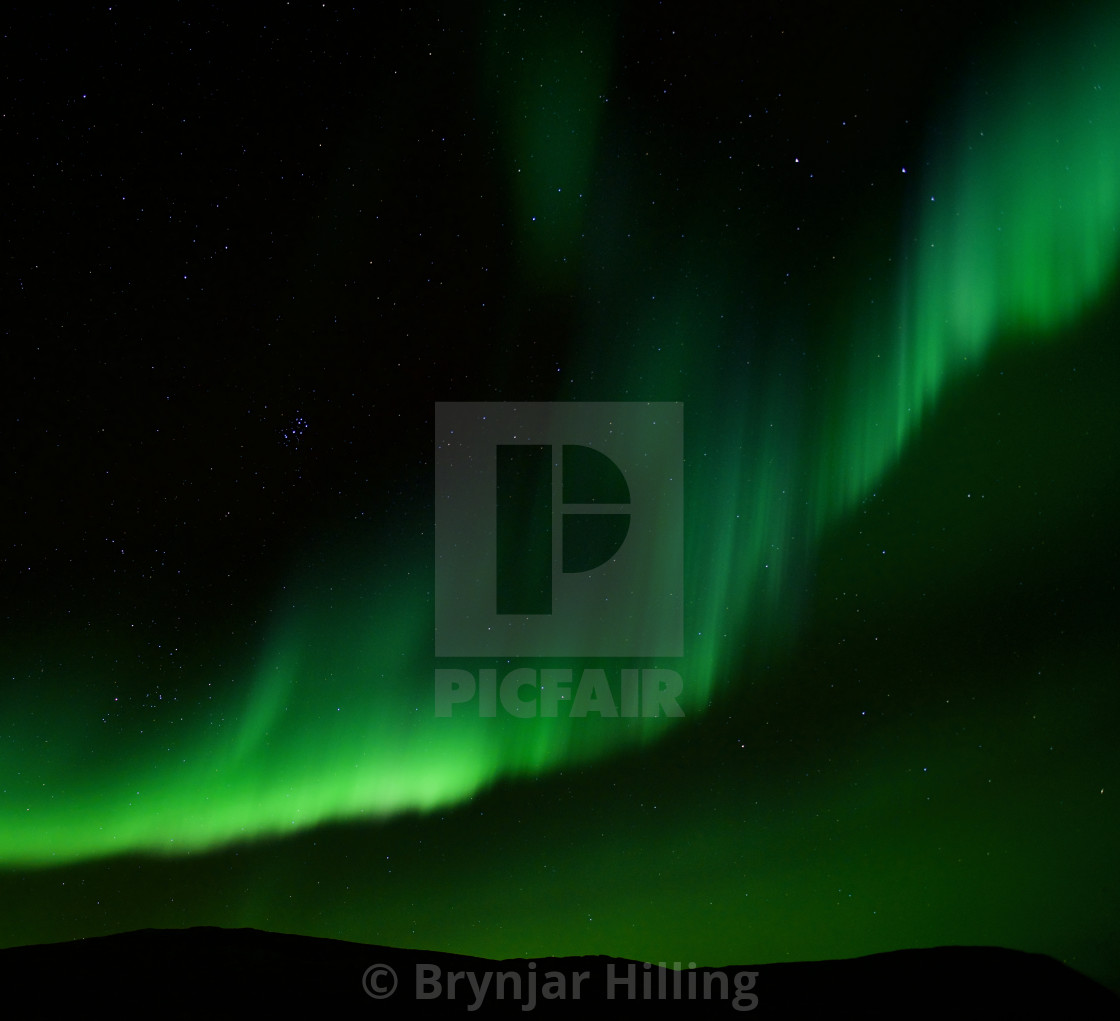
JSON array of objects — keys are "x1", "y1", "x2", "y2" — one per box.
[{"x1": 2, "y1": 9, "x2": 1118, "y2": 871}]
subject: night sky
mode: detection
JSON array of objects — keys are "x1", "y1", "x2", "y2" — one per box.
[{"x1": 3, "y1": 0, "x2": 1119, "y2": 998}]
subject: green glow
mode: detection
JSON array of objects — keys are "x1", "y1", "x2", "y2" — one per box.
[
  {"x1": 2, "y1": 7, "x2": 1118, "y2": 875},
  {"x1": 1, "y1": 561, "x2": 663, "y2": 864},
  {"x1": 483, "y1": 1, "x2": 614, "y2": 289},
  {"x1": 812, "y1": 7, "x2": 1120, "y2": 530}
]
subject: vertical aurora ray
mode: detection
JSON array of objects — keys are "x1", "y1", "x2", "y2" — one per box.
[
  {"x1": 2, "y1": 5, "x2": 1118, "y2": 870},
  {"x1": 811, "y1": 5, "x2": 1120, "y2": 533}
]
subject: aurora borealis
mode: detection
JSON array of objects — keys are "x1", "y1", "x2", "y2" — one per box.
[{"x1": 3, "y1": 0, "x2": 1118, "y2": 1002}]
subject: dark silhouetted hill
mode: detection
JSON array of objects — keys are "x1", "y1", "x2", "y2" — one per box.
[{"x1": 1, "y1": 927, "x2": 1116, "y2": 1017}]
